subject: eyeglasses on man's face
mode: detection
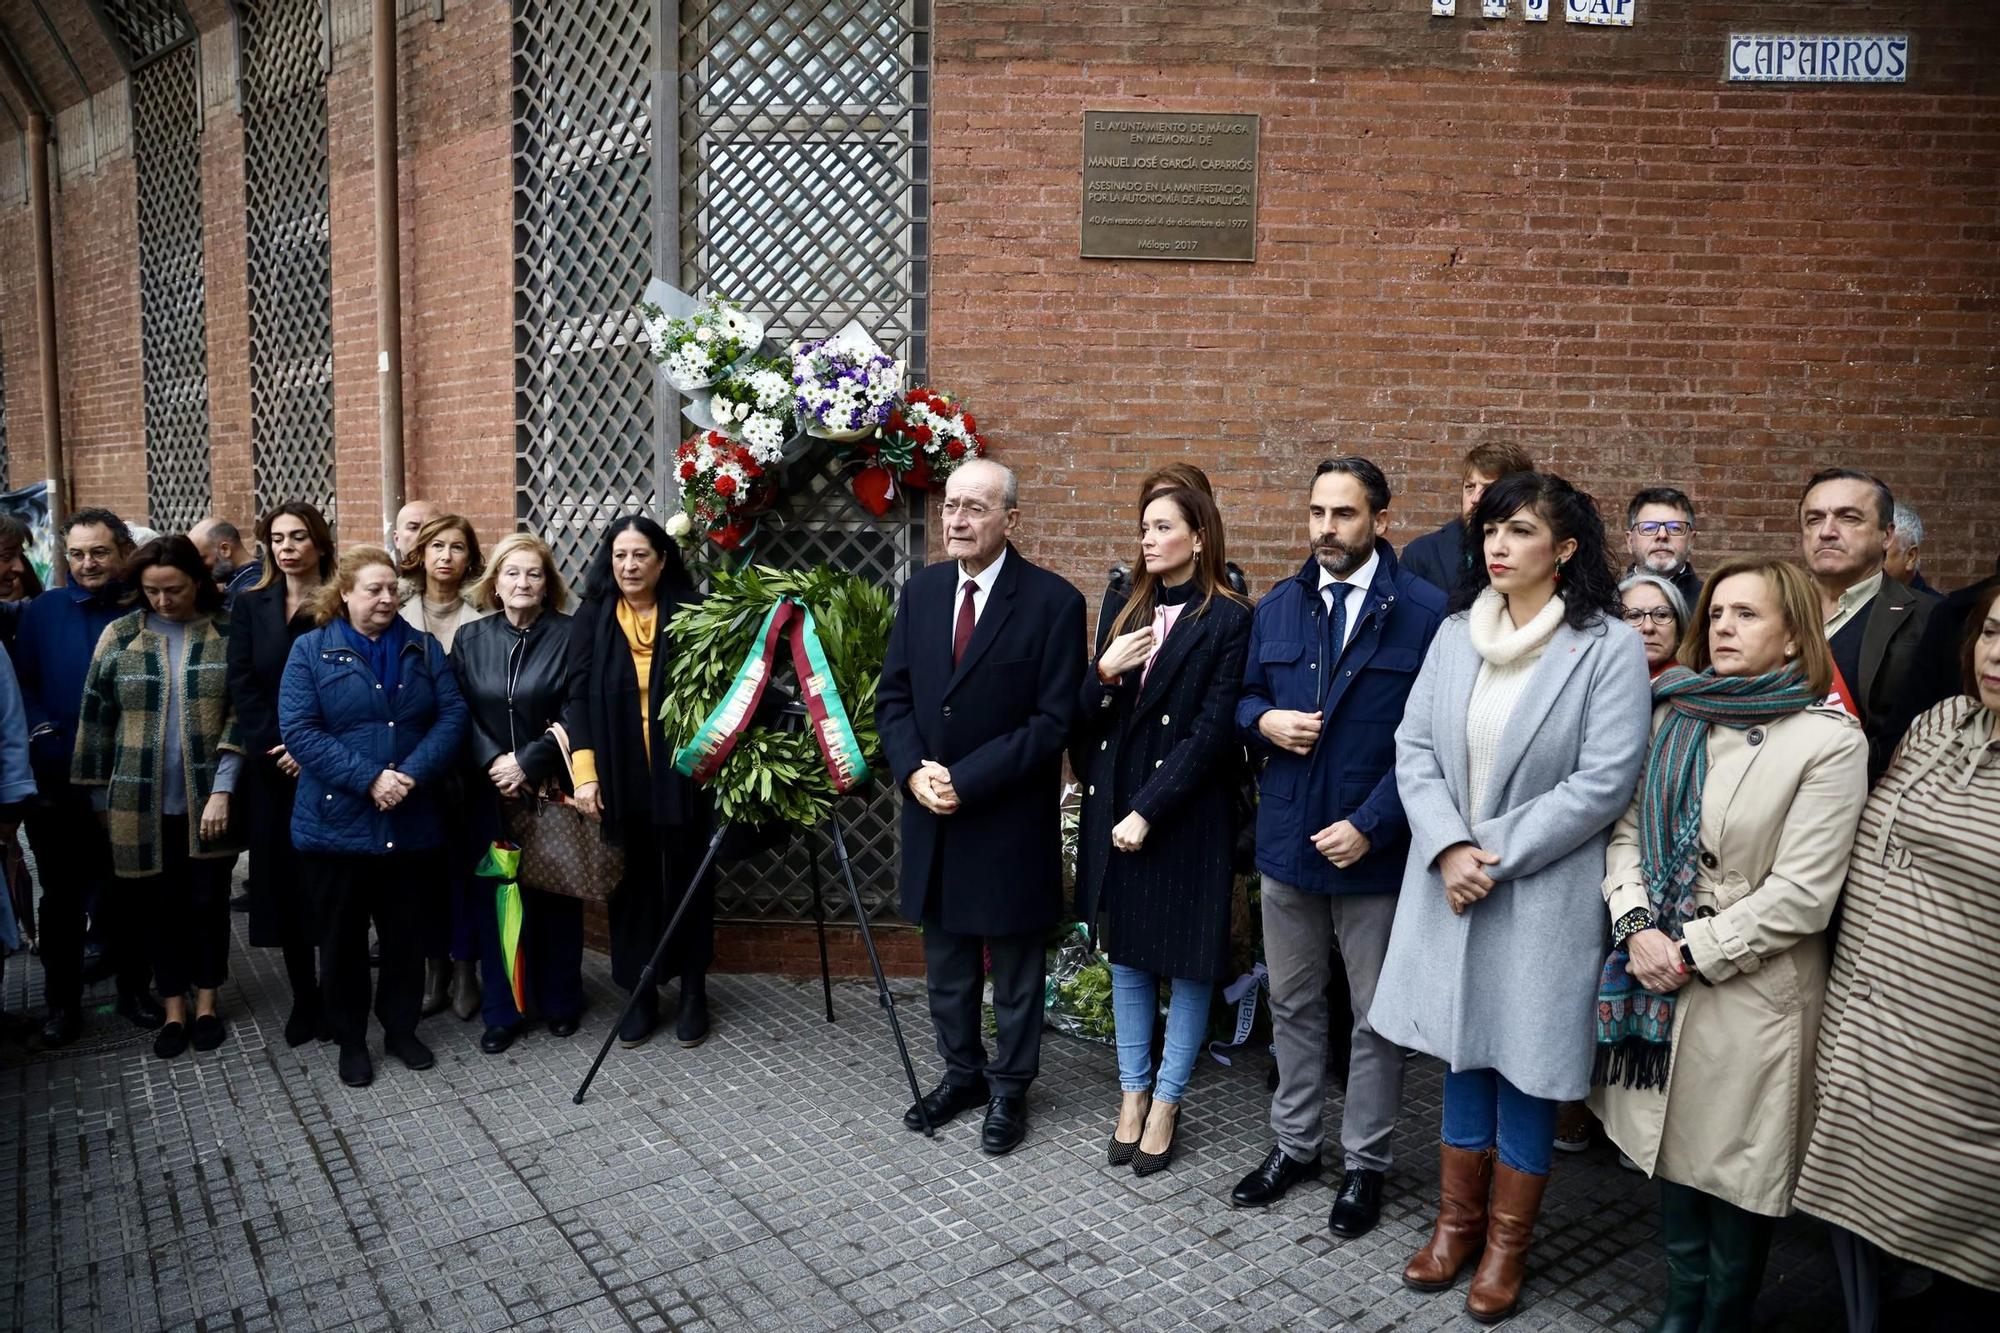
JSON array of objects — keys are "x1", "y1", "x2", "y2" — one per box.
[
  {"x1": 1630, "y1": 521, "x2": 1693, "y2": 537},
  {"x1": 1620, "y1": 606, "x2": 1679, "y2": 627}
]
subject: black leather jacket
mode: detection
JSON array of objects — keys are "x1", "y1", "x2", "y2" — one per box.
[{"x1": 450, "y1": 609, "x2": 575, "y2": 792}]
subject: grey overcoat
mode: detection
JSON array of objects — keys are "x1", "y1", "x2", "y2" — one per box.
[{"x1": 1368, "y1": 613, "x2": 1651, "y2": 1102}]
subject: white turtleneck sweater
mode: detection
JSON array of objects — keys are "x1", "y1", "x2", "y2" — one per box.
[{"x1": 1464, "y1": 587, "x2": 1567, "y2": 818}]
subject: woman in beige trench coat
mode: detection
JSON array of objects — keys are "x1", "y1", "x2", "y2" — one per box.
[{"x1": 1589, "y1": 557, "x2": 1869, "y2": 1333}]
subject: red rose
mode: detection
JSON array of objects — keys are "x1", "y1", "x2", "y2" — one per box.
[
  {"x1": 742, "y1": 457, "x2": 763, "y2": 479},
  {"x1": 945, "y1": 440, "x2": 965, "y2": 459},
  {"x1": 679, "y1": 460, "x2": 697, "y2": 479},
  {"x1": 715, "y1": 474, "x2": 737, "y2": 497},
  {"x1": 961, "y1": 412, "x2": 976, "y2": 434},
  {"x1": 913, "y1": 425, "x2": 933, "y2": 445}
]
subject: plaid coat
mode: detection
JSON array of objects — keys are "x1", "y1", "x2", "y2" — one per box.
[{"x1": 71, "y1": 610, "x2": 245, "y2": 877}]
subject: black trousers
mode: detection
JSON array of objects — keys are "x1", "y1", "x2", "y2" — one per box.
[
  {"x1": 607, "y1": 819, "x2": 712, "y2": 991},
  {"x1": 147, "y1": 816, "x2": 235, "y2": 998},
  {"x1": 304, "y1": 850, "x2": 437, "y2": 1045},
  {"x1": 920, "y1": 906, "x2": 1047, "y2": 1100},
  {"x1": 25, "y1": 777, "x2": 145, "y2": 1009}
]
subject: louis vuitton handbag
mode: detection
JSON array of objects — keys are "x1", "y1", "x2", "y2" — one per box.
[{"x1": 502, "y1": 724, "x2": 625, "y2": 901}]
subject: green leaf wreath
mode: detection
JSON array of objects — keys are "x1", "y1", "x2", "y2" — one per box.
[{"x1": 660, "y1": 563, "x2": 893, "y2": 828}]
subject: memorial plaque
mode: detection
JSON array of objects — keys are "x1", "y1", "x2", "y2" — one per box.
[{"x1": 1081, "y1": 111, "x2": 1258, "y2": 263}]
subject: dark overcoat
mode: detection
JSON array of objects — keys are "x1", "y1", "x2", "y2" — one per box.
[
  {"x1": 227, "y1": 579, "x2": 316, "y2": 945},
  {"x1": 1073, "y1": 591, "x2": 1251, "y2": 980},
  {"x1": 876, "y1": 545, "x2": 1086, "y2": 937},
  {"x1": 563, "y1": 591, "x2": 702, "y2": 839}
]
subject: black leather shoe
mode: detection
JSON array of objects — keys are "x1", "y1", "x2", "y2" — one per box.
[
  {"x1": 191, "y1": 1013, "x2": 227, "y2": 1052},
  {"x1": 283, "y1": 1003, "x2": 319, "y2": 1048},
  {"x1": 384, "y1": 1031, "x2": 435, "y2": 1071},
  {"x1": 153, "y1": 1022, "x2": 189, "y2": 1059},
  {"x1": 981, "y1": 1095, "x2": 1029, "y2": 1155},
  {"x1": 546, "y1": 1015, "x2": 580, "y2": 1039},
  {"x1": 1328, "y1": 1167, "x2": 1386, "y2": 1238},
  {"x1": 480, "y1": 1025, "x2": 519, "y2": 1055},
  {"x1": 40, "y1": 1006, "x2": 81, "y2": 1048},
  {"x1": 117, "y1": 992, "x2": 167, "y2": 1031},
  {"x1": 675, "y1": 976, "x2": 710, "y2": 1048},
  {"x1": 617, "y1": 990, "x2": 658, "y2": 1049},
  {"x1": 1230, "y1": 1145, "x2": 1323, "y2": 1209},
  {"x1": 338, "y1": 1043, "x2": 373, "y2": 1087},
  {"x1": 903, "y1": 1076, "x2": 990, "y2": 1132}
]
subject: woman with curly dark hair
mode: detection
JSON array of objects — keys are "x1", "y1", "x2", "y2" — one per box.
[
  {"x1": 565, "y1": 515, "x2": 712, "y2": 1048},
  {"x1": 1370, "y1": 471, "x2": 1652, "y2": 1323}
]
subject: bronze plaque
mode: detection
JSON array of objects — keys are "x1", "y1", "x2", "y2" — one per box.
[{"x1": 1080, "y1": 111, "x2": 1259, "y2": 263}]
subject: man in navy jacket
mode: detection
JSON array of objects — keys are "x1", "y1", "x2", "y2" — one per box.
[
  {"x1": 1229, "y1": 458, "x2": 1446, "y2": 1240},
  {"x1": 877, "y1": 460, "x2": 1085, "y2": 1156},
  {"x1": 8, "y1": 508, "x2": 160, "y2": 1046}
]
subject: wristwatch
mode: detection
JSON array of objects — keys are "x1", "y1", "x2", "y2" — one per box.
[{"x1": 1678, "y1": 940, "x2": 1713, "y2": 987}]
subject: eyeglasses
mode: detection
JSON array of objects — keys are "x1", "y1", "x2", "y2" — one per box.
[
  {"x1": 1620, "y1": 607, "x2": 1679, "y2": 627},
  {"x1": 1630, "y1": 521, "x2": 1693, "y2": 537}
]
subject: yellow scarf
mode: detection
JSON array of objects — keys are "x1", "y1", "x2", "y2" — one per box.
[{"x1": 615, "y1": 598, "x2": 658, "y2": 760}]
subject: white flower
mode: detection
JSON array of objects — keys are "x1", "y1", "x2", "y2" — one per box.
[
  {"x1": 744, "y1": 414, "x2": 785, "y2": 459},
  {"x1": 665, "y1": 511, "x2": 693, "y2": 539},
  {"x1": 694, "y1": 325, "x2": 715, "y2": 343}
]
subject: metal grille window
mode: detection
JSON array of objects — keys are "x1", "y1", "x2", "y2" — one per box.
[
  {"x1": 241, "y1": 0, "x2": 336, "y2": 523},
  {"x1": 512, "y1": 0, "x2": 929, "y2": 922},
  {"x1": 513, "y1": 0, "x2": 664, "y2": 583},
  {"x1": 0, "y1": 321, "x2": 9, "y2": 487},
  {"x1": 104, "y1": 0, "x2": 213, "y2": 531}
]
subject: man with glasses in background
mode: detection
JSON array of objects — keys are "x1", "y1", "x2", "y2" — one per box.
[{"x1": 1622, "y1": 487, "x2": 1702, "y2": 609}]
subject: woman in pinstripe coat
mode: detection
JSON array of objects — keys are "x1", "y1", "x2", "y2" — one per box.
[{"x1": 1074, "y1": 486, "x2": 1252, "y2": 1175}]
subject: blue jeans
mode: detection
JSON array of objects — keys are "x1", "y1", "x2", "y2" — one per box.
[
  {"x1": 1441, "y1": 1067, "x2": 1557, "y2": 1176},
  {"x1": 1110, "y1": 964, "x2": 1213, "y2": 1104}
]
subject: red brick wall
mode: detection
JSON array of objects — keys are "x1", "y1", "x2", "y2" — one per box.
[
  {"x1": 52, "y1": 158, "x2": 145, "y2": 524},
  {"x1": 930, "y1": 1, "x2": 2000, "y2": 603}
]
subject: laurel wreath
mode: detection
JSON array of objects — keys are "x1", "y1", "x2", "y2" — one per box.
[{"x1": 660, "y1": 564, "x2": 893, "y2": 827}]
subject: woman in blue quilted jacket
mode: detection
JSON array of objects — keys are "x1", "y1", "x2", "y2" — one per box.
[{"x1": 279, "y1": 545, "x2": 468, "y2": 1088}]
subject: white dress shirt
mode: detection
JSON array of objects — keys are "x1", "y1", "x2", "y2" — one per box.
[
  {"x1": 951, "y1": 545, "x2": 1009, "y2": 652},
  {"x1": 1316, "y1": 545, "x2": 1379, "y2": 652}
]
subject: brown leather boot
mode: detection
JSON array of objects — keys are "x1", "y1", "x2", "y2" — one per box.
[
  {"x1": 1402, "y1": 1144, "x2": 1495, "y2": 1291},
  {"x1": 1465, "y1": 1160, "x2": 1550, "y2": 1322}
]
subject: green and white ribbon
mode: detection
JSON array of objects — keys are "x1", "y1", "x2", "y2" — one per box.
[{"x1": 671, "y1": 595, "x2": 870, "y2": 794}]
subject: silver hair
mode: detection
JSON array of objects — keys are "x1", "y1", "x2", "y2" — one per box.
[
  {"x1": 953, "y1": 458, "x2": 1018, "y2": 509},
  {"x1": 1891, "y1": 500, "x2": 1924, "y2": 547},
  {"x1": 1616, "y1": 571, "x2": 1689, "y2": 627}
]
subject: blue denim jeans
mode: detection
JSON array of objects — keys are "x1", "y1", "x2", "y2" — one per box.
[
  {"x1": 1110, "y1": 964, "x2": 1213, "y2": 1104},
  {"x1": 1441, "y1": 1067, "x2": 1557, "y2": 1176}
]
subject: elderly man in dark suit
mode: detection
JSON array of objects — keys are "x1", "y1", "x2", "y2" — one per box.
[{"x1": 877, "y1": 459, "x2": 1086, "y2": 1155}]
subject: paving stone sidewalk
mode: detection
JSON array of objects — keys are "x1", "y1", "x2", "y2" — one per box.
[{"x1": 1, "y1": 890, "x2": 1844, "y2": 1332}]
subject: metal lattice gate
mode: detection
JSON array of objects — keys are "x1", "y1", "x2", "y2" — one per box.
[
  {"x1": 511, "y1": 1, "x2": 931, "y2": 923},
  {"x1": 242, "y1": 0, "x2": 336, "y2": 524},
  {"x1": 0, "y1": 317, "x2": 8, "y2": 487},
  {"x1": 682, "y1": 1, "x2": 931, "y2": 923},
  {"x1": 106, "y1": 0, "x2": 213, "y2": 532},
  {"x1": 512, "y1": 0, "x2": 665, "y2": 584}
]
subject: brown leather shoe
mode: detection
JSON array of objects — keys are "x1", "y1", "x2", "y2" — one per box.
[
  {"x1": 1465, "y1": 1160, "x2": 1550, "y2": 1322},
  {"x1": 1403, "y1": 1144, "x2": 1495, "y2": 1291}
]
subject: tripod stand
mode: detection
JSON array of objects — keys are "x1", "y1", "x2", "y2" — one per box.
[{"x1": 572, "y1": 704, "x2": 935, "y2": 1135}]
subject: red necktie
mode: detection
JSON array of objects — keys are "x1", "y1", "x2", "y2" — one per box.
[{"x1": 953, "y1": 581, "x2": 977, "y2": 667}]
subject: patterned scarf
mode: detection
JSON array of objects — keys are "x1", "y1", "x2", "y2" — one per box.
[{"x1": 1592, "y1": 663, "x2": 1822, "y2": 1090}]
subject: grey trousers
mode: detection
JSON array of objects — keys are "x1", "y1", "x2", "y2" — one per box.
[{"x1": 1262, "y1": 877, "x2": 1406, "y2": 1171}]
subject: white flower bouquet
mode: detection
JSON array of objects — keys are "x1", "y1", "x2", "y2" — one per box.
[
  {"x1": 698, "y1": 355, "x2": 798, "y2": 466},
  {"x1": 640, "y1": 291, "x2": 765, "y2": 392}
]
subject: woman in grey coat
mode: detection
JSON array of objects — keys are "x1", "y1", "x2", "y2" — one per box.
[{"x1": 1369, "y1": 473, "x2": 1651, "y2": 1324}]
